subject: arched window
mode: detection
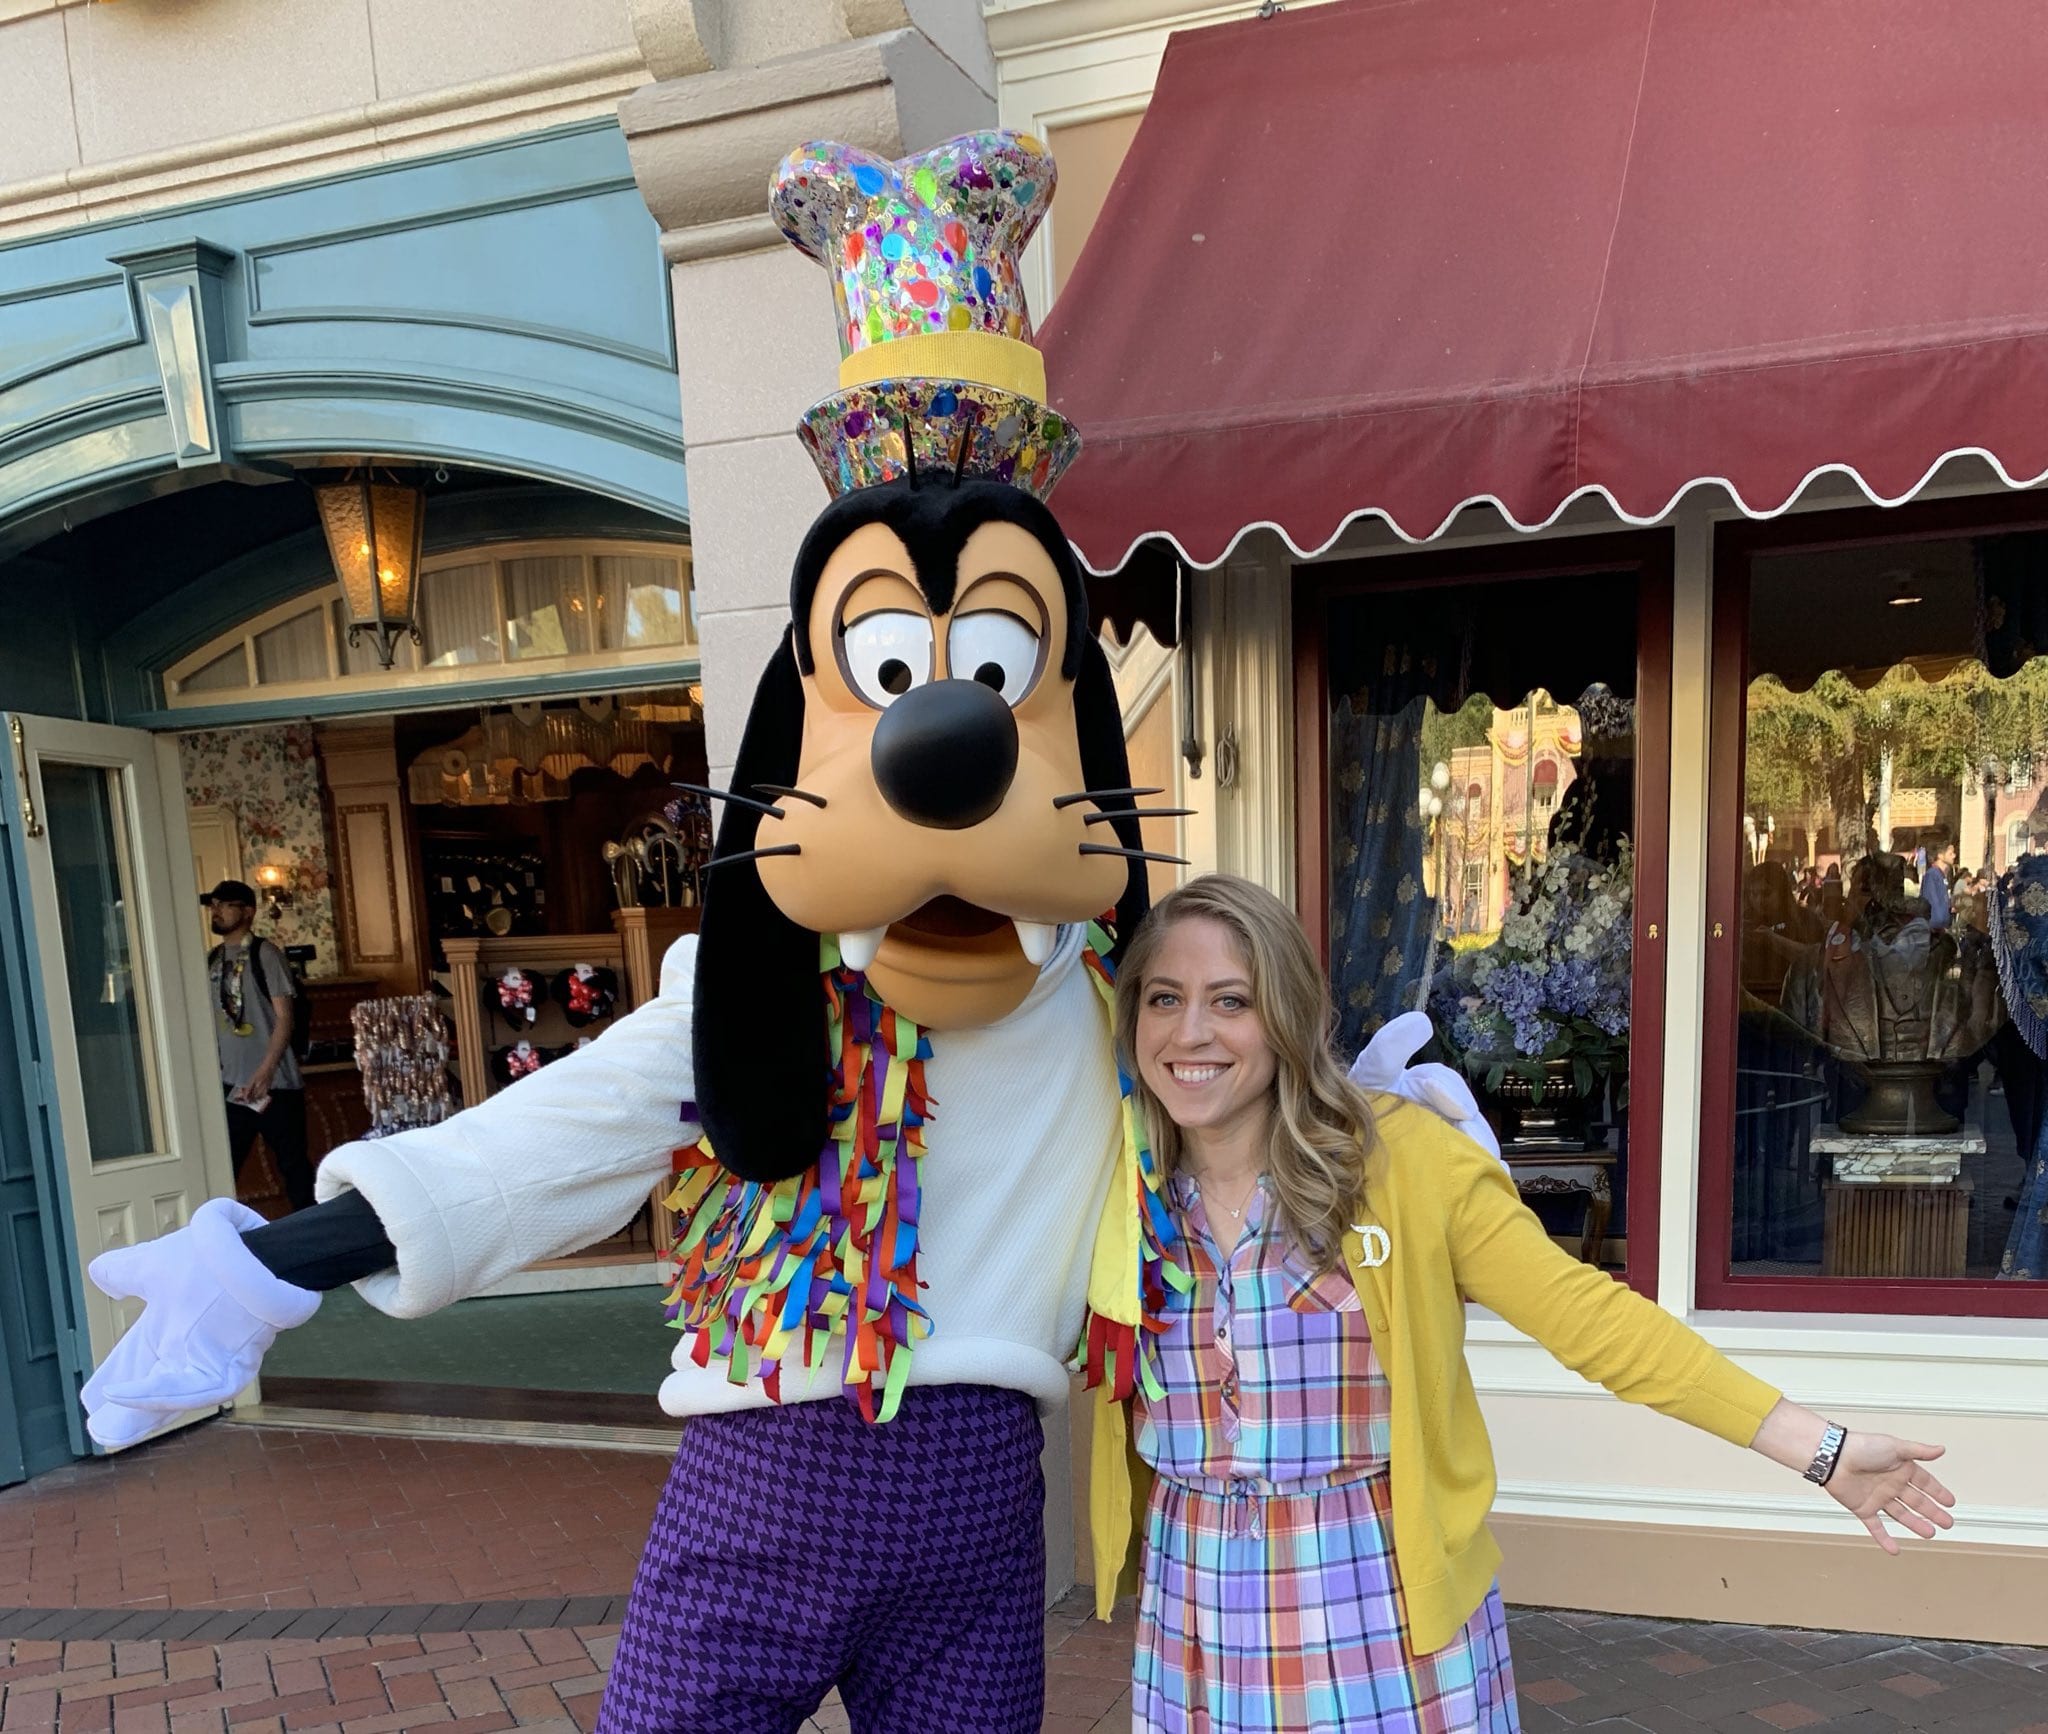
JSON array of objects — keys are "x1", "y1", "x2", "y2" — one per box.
[
  {"x1": 1532, "y1": 756, "x2": 1561, "y2": 812},
  {"x1": 165, "y1": 539, "x2": 694, "y2": 707}
]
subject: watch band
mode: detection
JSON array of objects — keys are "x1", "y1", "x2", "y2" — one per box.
[{"x1": 1803, "y1": 1420, "x2": 1847, "y2": 1486}]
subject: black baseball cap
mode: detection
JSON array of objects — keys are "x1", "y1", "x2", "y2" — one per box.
[{"x1": 201, "y1": 879, "x2": 257, "y2": 907}]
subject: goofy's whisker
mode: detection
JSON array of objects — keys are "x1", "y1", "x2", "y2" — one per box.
[
  {"x1": 674, "y1": 781, "x2": 785, "y2": 820},
  {"x1": 706, "y1": 845, "x2": 804, "y2": 870},
  {"x1": 1079, "y1": 842, "x2": 1191, "y2": 867},
  {"x1": 1052, "y1": 787, "x2": 1164, "y2": 810}
]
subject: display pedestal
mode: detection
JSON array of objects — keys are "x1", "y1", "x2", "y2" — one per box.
[
  {"x1": 1823, "y1": 1180, "x2": 1974, "y2": 1278},
  {"x1": 1810, "y1": 1123, "x2": 1982, "y2": 1185},
  {"x1": 1815, "y1": 1122, "x2": 1979, "y2": 1278}
]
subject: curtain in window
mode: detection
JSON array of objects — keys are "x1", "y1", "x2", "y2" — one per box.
[
  {"x1": 181, "y1": 644, "x2": 250, "y2": 693},
  {"x1": 505, "y1": 556, "x2": 589, "y2": 660},
  {"x1": 594, "y1": 554, "x2": 687, "y2": 650},
  {"x1": 253, "y1": 607, "x2": 328, "y2": 684},
  {"x1": 1329, "y1": 693, "x2": 1436, "y2": 1054},
  {"x1": 1321, "y1": 574, "x2": 1637, "y2": 1056},
  {"x1": 420, "y1": 562, "x2": 501, "y2": 668}
]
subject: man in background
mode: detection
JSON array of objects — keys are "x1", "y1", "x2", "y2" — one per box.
[
  {"x1": 202, "y1": 880, "x2": 312, "y2": 1212},
  {"x1": 1921, "y1": 833, "x2": 1956, "y2": 931}
]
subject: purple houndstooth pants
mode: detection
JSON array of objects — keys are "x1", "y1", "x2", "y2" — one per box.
[{"x1": 594, "y1": 1385, "x2": 1047, "y2": 1734}]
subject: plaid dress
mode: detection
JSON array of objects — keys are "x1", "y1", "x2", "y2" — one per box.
[{"x1": 1131, "y1": 1177, "x2": 1518, "y2": 1734}]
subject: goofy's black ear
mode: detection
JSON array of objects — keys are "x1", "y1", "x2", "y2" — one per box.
[
  {"x1": 693, "y1": 631, "x2": 828, "y2": 1184},
  {"x1": 1072, "y1": 633, "x2": 1152, "y2": 968}
]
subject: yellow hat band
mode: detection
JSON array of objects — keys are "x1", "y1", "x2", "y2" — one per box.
[{"x1": 838, "y1": 330, "x2": 1048, "y2": 402}]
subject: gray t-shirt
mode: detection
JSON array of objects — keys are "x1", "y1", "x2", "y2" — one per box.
[{"x1": 210, "y1": 938, "x2": 301, "y2": 1093}]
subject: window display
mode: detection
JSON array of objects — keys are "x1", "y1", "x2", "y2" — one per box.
[
  {"x1": 1315, "y1": 560, "x2": 1654, "y2": 1275},
  {"x1": 1721, "y1": 525, "x2": 2048, "y2": 1297}
]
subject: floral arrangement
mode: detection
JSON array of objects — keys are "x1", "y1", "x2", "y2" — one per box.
[{"x1": 1430, "y1": 839, "x2": 1633, "y2": 1099}]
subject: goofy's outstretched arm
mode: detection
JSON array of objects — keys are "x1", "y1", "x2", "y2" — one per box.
[{"x1": 81, "y1": 937, "x2": 702, "y2": 1448}]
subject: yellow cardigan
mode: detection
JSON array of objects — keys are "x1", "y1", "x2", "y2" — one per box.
[{"x1": 1088, "y1": 1093, "x2": 1784, "y2": 1657}]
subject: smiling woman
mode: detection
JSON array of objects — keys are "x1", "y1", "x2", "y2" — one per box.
[{"x1": 1095, "y1": 872, "x2": 1960, "y2": 1734}]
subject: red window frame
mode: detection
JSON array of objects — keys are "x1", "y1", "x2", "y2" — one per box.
[
  {"x1": 1699, "y1": 493, "x2": 2048, "y2": 1317},
  {"x1": 1293, "y1": 532, "x2": 1674, "y2": 1298}
]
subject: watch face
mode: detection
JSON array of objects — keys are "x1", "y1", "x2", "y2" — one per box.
[{"x1": 484, "y1": 906, "x2": 515, "y2": 936}]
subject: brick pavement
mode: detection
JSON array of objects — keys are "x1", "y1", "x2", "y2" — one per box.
[
  {"x1": 0, "y1": 1427, "x2": 667, "y2": 1612},
  {"x1": 3, "y1": 1422, "x2": 2045, "y2": 1733},
  {"x1": 1, "y1": 1598, "x2": 2043, "y2": 1734}
]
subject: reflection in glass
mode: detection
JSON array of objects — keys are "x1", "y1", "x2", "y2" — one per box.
[
  {"x1": 595, "y1": 554, "x2": 689, "y2": 650},
  {"x1": 1735, "y1": 532, "x2": 2048, "y2": 1280},
  {"x1": 505, "y1": 556, "x2": 590, "y2": 661},
  {"x1": 1324, "y1": 575, "x2": 1638, "y2": 1270},
  {"x1": 42, "y1": 762, "x2": 158, "y2": 1162}
]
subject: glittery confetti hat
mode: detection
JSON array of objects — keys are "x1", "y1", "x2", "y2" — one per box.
[{"x1": 772, "y1": 131, "x2": 1083, "y2": 500}]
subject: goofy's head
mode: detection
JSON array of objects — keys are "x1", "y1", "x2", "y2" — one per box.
[{"x1": 690, "y1": 132, "x2": 1169, "y2": 1184}]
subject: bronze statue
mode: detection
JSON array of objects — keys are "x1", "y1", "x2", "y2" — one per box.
[{"x1": 1784, "y1": 850, "x2": 2003, "y2": 1134}]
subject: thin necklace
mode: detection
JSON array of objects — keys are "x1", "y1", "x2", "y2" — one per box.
[{"x1": 1198, "y1": 1174, "x2": 1260, "y2": 1221}]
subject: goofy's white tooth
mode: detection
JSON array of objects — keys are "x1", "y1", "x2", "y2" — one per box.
[
  {"x1": 838, "y1": 927, "x2": 887, "y2": 972},
  {"x1": 1014, "y1": 920, "x2": 1057, "y2": 966}
]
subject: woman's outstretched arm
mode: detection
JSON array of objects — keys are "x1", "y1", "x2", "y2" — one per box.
[{"x1": 1438, "y1": 1117, "x2": 1955, "y2": 1551}]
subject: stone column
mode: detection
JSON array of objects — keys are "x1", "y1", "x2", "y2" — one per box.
[{"x1": 620, "y1": 0, "x2": 997, "y2": 785}]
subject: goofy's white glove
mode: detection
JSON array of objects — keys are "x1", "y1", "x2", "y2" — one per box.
[
  {"x1": 81, "y1": 1197, "x2": 320, "y2": 1449},
  {"x1": 1350, "y1": 1011, "x2": 1505, "y2": 1163}
]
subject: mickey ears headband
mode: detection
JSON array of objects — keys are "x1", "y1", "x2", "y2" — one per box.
[{"x1": 771, "y1": 131, "x2": 1083, "y2": 501}]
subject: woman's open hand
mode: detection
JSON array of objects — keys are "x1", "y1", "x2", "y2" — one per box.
[
  {"x1": 1827, "y1": 1432, "x2": 1956, "y2": 1553},
  {"x1": 1750, "y1": 1400, "x2": 1956, "y2": 1553}
]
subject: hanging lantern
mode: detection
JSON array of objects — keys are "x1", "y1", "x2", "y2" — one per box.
[{"x1": 312, "y1": 467, "x2": 426, "y2": 669}]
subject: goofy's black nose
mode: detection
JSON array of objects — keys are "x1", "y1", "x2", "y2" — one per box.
[{"x1": 871, "y1": 679, "x2": 1019, "y2": 830}]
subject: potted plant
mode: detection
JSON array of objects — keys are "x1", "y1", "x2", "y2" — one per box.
[{"x1": 1430, "y1": 839, "x2": 1633, "y2": 1148}]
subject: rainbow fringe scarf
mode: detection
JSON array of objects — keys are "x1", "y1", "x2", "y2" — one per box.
[
  {"x1": 662, "y1": 923, "x2": 1187, "y2": 1423},
  {"x1": 1078, "y1": 931, "x2": 1192, "y2": 1403}
]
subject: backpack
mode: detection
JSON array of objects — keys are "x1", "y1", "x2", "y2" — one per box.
[{"x1": 209, "y1": 937, "x2": 310, "y2": 1063}]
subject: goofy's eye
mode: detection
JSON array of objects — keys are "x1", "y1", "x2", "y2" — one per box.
[
  {"x1": 947, "y1": 610, "x2": 1041, "y2": 705},
  {"x1": 842, "y1": 611, "x2": 934, "y2": 708}
]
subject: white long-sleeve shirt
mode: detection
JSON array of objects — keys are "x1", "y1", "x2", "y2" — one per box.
[{"x1": 315, "y1": 927, "x2": 1123, "y2": 1416}]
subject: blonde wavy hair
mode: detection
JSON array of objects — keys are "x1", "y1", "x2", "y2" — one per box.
[{"x1": 1112, "y1": 874, "x2": 1378, "y2": 1269}]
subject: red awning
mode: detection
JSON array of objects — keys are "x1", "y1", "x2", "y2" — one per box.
[{"x1": 1040, "y1": 0, "x2": 2048, "y2": 573}]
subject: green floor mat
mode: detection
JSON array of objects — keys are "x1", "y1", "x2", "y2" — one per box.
[{"x1": 264, "y1": 1284, "x2": 675, "y2": 1393}]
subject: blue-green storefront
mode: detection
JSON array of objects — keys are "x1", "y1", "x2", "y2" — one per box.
[{"x1": 0, "y1": 120, "x2": 692, "y2": 1480}]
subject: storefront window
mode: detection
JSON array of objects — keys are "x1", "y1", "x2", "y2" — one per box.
[
  {"x1": 1316, "y1": 557, "x2": 1656, "y2": 1279},
  {"x1": 1718, "y1": 524, "x2": 2048, "y2": 1302}
]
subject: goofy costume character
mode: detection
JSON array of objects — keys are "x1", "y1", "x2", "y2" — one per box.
[{"x1": 79, "y1": 132, "x2": 1484, "y2": 1734}]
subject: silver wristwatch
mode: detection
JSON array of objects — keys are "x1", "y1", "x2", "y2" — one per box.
[{"x1": 1803, "y1": 1420, "x2": 1847, "y2": 1486}]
